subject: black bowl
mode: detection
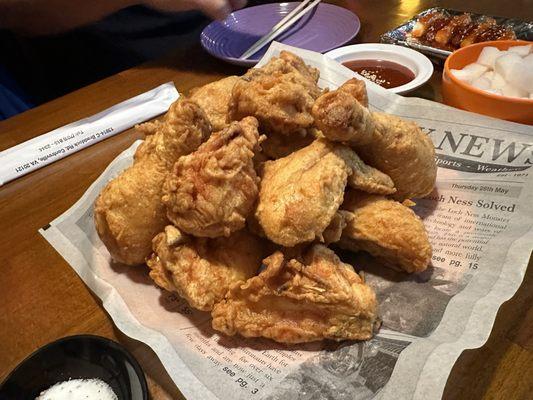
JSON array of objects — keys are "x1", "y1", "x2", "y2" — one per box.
[{"x1": 0, "y1": 335, "x2": 148, "y2": 400}]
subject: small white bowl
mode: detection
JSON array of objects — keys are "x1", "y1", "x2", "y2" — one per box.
[{"x1": 325, "y1": 43, "x2": 434, "y2": 94}]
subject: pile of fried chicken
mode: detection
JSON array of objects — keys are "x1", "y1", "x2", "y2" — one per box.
[{"x1": 94, "y1": 51, "x2": 437, "y2": 344}]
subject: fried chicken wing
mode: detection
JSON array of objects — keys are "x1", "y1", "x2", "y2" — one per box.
[
  {"x1": 256, "y1": 139, "x2": 395, "y2": 247},
  {"x1": 190, "y1": 76, "x2": 240, "y2": 131},
  {"x1": 313, "y1": 83, "x2": 436, "y2": 199},
  {"x1": 94, "y1": 99, "x2": 211, "y2": 265},
  {"x1": 147, "y1": 226, "x2": 268, "y2": 311},
  {"x1": 255, "y1": 139, "x2": 350, "y2": 247},
  {"x1": 211, "y1": 244, "x2": 378, "y2": 343},
  {"x1": 339, "y1": 146, "x2": 396, "y2": 195},
  {"x1": 228, "y1": 51, "x2": 321, "y2": 136},
  {"x1": 163, "y1": 117, "x2": 263, "y2": 238},
  {"x1": 338, "y1": 190, "x2": 432, "y2": 273}
]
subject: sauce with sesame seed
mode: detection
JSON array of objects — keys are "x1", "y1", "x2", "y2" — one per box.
[{"x1": 342, "y1": 59, "x2": 416, "y2": 89}]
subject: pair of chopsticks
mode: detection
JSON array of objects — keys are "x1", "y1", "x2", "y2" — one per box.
[{"x1": 240, "y1": 0, "x2": 322, "y2": 60}]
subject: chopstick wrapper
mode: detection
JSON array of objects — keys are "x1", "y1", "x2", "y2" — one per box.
[{"x1": 0, "y1": 82, "x2": 179, "y2": 186}]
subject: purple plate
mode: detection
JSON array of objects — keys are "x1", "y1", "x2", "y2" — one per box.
[{"x1": 201, "y1": 2, "x2": 360, "y2": 66}]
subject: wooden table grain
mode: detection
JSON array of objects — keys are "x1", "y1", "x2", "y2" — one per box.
[{"x1": 0, "y1": 1, "x2": 531, "y2": 399}]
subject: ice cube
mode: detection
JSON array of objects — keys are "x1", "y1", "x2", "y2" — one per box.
[
  {"x1": 462, "y1": 62, "x2": 488, "y2": 79},
  {"x1": 508, "y1": 44, "x2": 532, "y2": 57},
  {"x1": 450, "y1": 68, "x2": 475, "y2": 82},
  {"x1": 471, "y1": 77, "x2": 491, "y2": 90},
  {"x1": 490, "y1": 72, "x2": 507, "y2": 90},
  {"x1": 477, "y1": 46, "x2": 501, "y2": 68},
  {"x1": 507, "y1": 60, "x2": 533, "y2": 93},
  {"x1": 501, "y1": 83, "x2": 528, "y2": 99},
  {"x1": 494, "y1": 52, "x2": 523, "y2": 80}
]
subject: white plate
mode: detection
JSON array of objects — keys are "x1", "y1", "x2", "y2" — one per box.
[{"x1": 325, "y1": 43, "x2": 434, "y2": 94}]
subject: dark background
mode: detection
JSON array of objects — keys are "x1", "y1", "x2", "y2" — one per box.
[{"x1": 0, "y1": 1, "x2": 271, "y2": 118}]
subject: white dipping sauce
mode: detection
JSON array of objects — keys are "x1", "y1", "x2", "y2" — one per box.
[{"x1": 35, "y1": 378, "x2": 118, "y2": 400}]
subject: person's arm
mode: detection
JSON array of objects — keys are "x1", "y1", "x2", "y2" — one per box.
[
  {"x1": 0, "y1": 0, "x2": 246, "y2": 36},
  {"x1": 0, "y1": 0, "x2": 139, "y2": 36}
]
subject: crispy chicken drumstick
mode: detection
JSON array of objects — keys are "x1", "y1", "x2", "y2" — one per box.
[
  {"x1": 94, "y1": 99, "x2": 211, "y2": 265},
  {"x1": 339, "y1": 190, "x2": 432, "y2": 273},
  {"x1": 312, "y1": 79, "x2": 436, "y2": 200}
]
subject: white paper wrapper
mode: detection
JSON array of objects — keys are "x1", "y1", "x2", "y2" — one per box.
[
  {"x1": 40, "y1": 43, "x2": 533, "y2": 400},
  {"x1": 0, "y1": 82, "x2": 179, "y2": 186}
]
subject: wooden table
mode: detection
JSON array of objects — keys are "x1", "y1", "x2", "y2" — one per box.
[{"x1": 1, "y1": 1, "x2": 531, "y2": 399}]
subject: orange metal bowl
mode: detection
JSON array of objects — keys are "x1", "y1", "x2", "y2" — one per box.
[{"x1": 442, "y1": 40, "x2": 533, "y2": 125}]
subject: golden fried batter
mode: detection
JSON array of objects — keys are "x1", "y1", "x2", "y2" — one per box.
[
  {"x1": 190, "y1": 76, "x2": 239, "y2": 131},
  {"x1": 256, "y1": 139, "x2": 350, "y2": 247},
  {"x1": 312, "y1": 79, "x2": 375, "y2": 144},
  {"x1": 339, "y1": 190, "x2": 432, "y2": 273},
  {"x1": 313, "y1": 82, "x2": 436, "y2": 199},
  {"x1": 163, "y1": 117, "x2": 263, "y2": 238},
  {"x1": 94, "y1": 99, "x2": 211, "y2": 265},
  {"x1": 339, "y1": 146, "x2": 396, "y2": 195},
  {"x1": 256, "y1": 139, "x2": 395, "y2": 247},
  {"x1": 357, "y1": 112, "x2": 437, "y2": 200},
  {"x1": 228, "y1": 51, "x2": 321, "y2": 136},
  {"x1": 148, "y1": 226, "x2": 268, "y2": 311},
  {"x1": 245, "y1": 51, "x2": 320, "y2": 86},
  {"x1": 337, "y1": 77, "x2": 369, "y2": 107},
  {"x1": 211, "y1": 244, "x2": 378, "y2": 343}
]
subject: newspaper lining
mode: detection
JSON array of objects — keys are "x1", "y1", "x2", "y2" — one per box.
[{"x1": 40, "y1": 43, "x2": 533, "y2": 400}]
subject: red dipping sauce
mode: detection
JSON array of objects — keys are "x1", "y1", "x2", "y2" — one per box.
[{"x1": 342, "y1": 59, "x2": 416, "y2": 89}]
